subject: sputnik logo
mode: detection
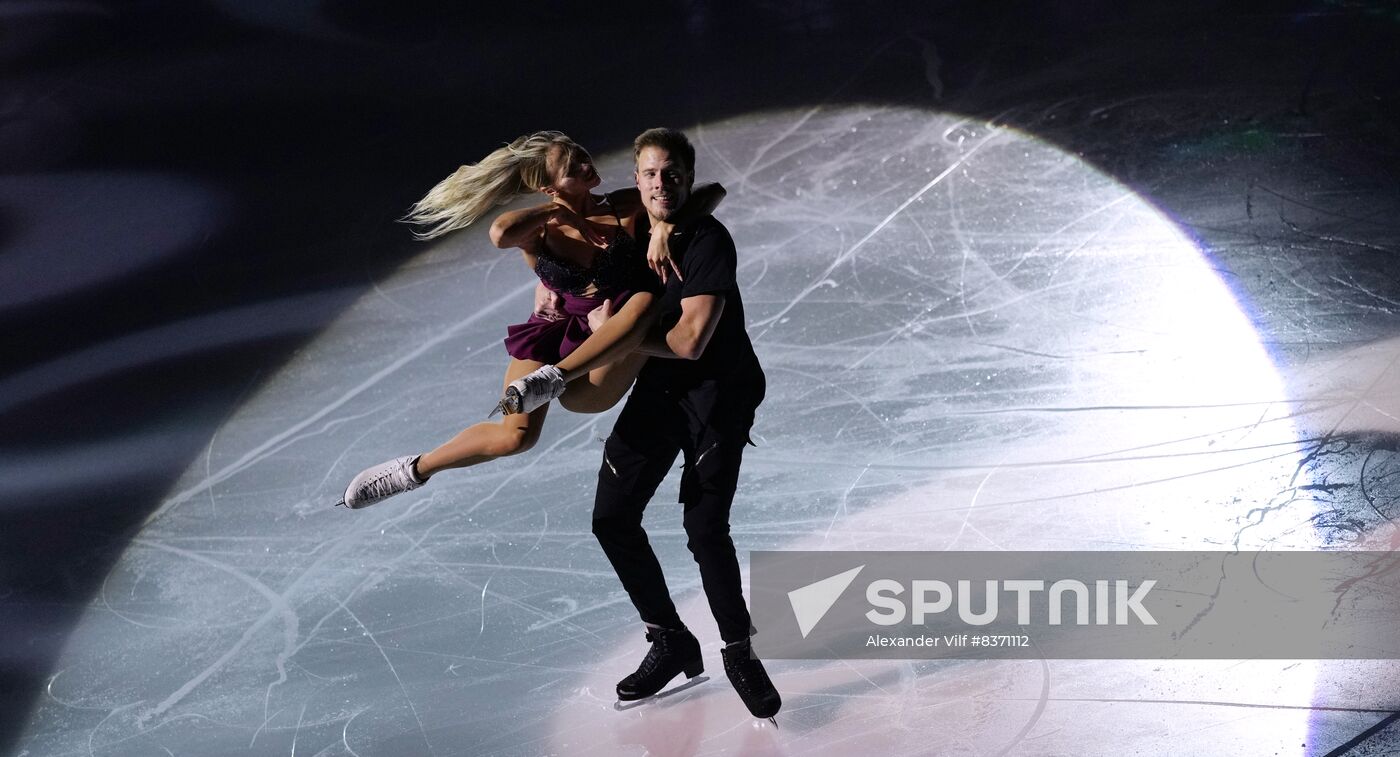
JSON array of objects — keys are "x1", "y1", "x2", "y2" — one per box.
[{"x1": 787, "y1": 565, "x2": 865, "y2": 638}]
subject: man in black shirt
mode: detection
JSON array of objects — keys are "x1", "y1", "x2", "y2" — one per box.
[{"x1": 591, "y1": 128, "x2": 780, "y2": 719}]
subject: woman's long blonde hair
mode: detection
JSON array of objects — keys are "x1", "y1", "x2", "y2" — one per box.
[{"x1": 404, "y1": 130, "x2": 579, "y2": 240}]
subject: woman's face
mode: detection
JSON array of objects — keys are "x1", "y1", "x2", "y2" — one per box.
[{"x1": 545, "y1": 144, "x2": 600, "y2": 197}]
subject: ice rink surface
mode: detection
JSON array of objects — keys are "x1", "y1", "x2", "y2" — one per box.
[{"x1": 4, "y1": 2, "x2": 1400, "y2": 755}]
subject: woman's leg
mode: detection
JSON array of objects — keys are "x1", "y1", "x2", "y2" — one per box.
[
  {"x1": 558, "y1": 352, "x2": 649, "y2": 414},
  {"x1": 416, "y1": 359, "x2": 552, "y2": 479},
  {"x1": 555, "y1": 292, "x2": 657, "y2": 381},
  {"x1": 498, "y1": 291, "x2": 658, "y2": 416},
  {"x1": 551, "y1": 292, "x2": 655, "y2": 413}
]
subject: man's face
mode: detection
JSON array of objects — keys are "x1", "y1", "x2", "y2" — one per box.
[{"x1": 634, "y1": 145, "x2": 693, "y2": 222}]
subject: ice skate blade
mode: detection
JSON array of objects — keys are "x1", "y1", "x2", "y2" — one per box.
[
  {"x1": 613, "y1": 675, "x2": 708, "y2": 710},
  {"x1": 487, "y1": 394, "x2": 519, "y2": 419}
]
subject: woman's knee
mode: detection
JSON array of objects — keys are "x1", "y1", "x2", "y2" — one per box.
[{"x1": 494, "y1": 422, "x2": 541, "y2": 456}]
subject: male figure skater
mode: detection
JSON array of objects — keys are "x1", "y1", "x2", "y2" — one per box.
[{"x1": 590, "y1": 128, "x2": 779, "y2": 718}]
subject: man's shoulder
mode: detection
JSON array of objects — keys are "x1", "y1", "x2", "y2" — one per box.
[
  {"x1": 691, "y1": 212, "x2": 733, "y2": 233},
  {"x1": 683, "y1": 216, "x2": 735, "y2": 252}
]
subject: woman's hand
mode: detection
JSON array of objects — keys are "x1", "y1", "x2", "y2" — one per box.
[
  {"x1": 647, "y1": 221, "x2": 683, "y2": 284},
  {"x1": 587, "y1": 298, "x2": 614, "y2": 332},
  {"x1": 549, "y1": 203, "x2": 606, "y2": 246}
]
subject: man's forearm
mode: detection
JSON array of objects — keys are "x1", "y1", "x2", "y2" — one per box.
[
  {"x1": 639, "y1": 293, "x2": 724, "y2": 360},
  {"x1": 635, "y1": 319, "x2": 708, "y2": 361},
  {"x1": 555, "y1": 293, "x2": 658, "y2": 380},
  {"x1": 635, "y1": 329, "x2": 682, "y2": 359}
]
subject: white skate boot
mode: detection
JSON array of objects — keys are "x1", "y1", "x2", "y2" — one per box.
[
  {"x1": 336, "y1": 455, "x2": 424, "y2": 509},
  {"x1": 492, "y1": 364, "x2": 566, "y2": 416}
]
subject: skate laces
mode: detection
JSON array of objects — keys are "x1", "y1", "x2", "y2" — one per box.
[
  {"x1": 632, "y1": 629, "x2": 687, "y2": 678},
  {"x1": 635, "y1": 631, "x2": 667, "y2": 676},
  {"x1": 363, "y1": 459, "x2": 418, "y2": 498},
  {"x1": 723, "y1": 642, "x2": 772, "y2": 693},
  {"x1": 365, "y1": 470, "x2": 397, "y2": 498},
  {"x1": 520, "y1": 367, "x2": 564, "y2": 401},
  {"x1": 491, "y1": 365, "x2": 565, "y2": 417}
]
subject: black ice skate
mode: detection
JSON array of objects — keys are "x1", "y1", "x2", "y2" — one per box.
[
  {"x1": 614, "y1": 626, "x2": 705, "y2": 709},
  {"x1": 721, "y1": 639, "x2": 781, "y2": 722}
]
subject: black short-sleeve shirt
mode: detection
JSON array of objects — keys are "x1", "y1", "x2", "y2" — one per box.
[{"x1": 636, "y1": 216, "x2": 764, "y2": 401}]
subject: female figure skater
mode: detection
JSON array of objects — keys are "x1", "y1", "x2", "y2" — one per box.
[{"x1": 336, "y1": 131, "x2": 723, "y2": 509}]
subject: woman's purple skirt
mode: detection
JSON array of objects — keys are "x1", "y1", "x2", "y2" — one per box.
[{"x1": 503, "y1": 288, "x2": 638, "y2": 364}]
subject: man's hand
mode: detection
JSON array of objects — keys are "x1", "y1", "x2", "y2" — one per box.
[
  {"x1": 648, "y1": 222, "x2": 683, "y2": 284},
  {"x1": 587, "y1": 298, "x2": 614, "y2": 333},
  {"x1": 533, "y1": 283, "x2": 566, "y2": 322}
]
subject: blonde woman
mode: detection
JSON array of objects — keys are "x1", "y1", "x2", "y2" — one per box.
[{"x1": 336, "y1": 131, "x2": 724, "y2": 509}]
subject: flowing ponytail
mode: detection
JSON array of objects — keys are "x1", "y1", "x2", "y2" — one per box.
[{"x1": 403, "y1": 130, "x2": 580, "y2": 240}]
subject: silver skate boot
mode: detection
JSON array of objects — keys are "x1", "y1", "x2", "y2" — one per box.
[
  {"x1": 336, "y1": 455, "x2": 424, "y2": 509},
  {"x1": 492, "y1": 364, "x2": 566, "y2": 416}
]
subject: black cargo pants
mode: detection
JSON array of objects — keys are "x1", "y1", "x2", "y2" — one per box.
[{"x1": 591, "y1": 379, "x2": 762, "y2": 643}]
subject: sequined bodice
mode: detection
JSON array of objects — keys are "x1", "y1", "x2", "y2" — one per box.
[
  {"x1": 533, "y1": 197, "x2": 644, "y2": 297},
  {"x1": 533, "y1": 226, "x2": 641, "y2": 297}
]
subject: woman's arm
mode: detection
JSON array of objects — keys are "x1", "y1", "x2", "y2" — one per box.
[
  {"x1": 488, "y1": 202, "x2": 604, "y2": 249},
  {"x1": 637, "y1": 182, "x2": 728, "y2": 283},
  {"x1": 670, "y1": 181, "x2": 726, "y2": 225},
  {"x1": 488, "y1": 203, "x2": 553, "y2": 249},
  {"x1": 607, "y1": 182, "x2": 725, "y2": 224}
]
